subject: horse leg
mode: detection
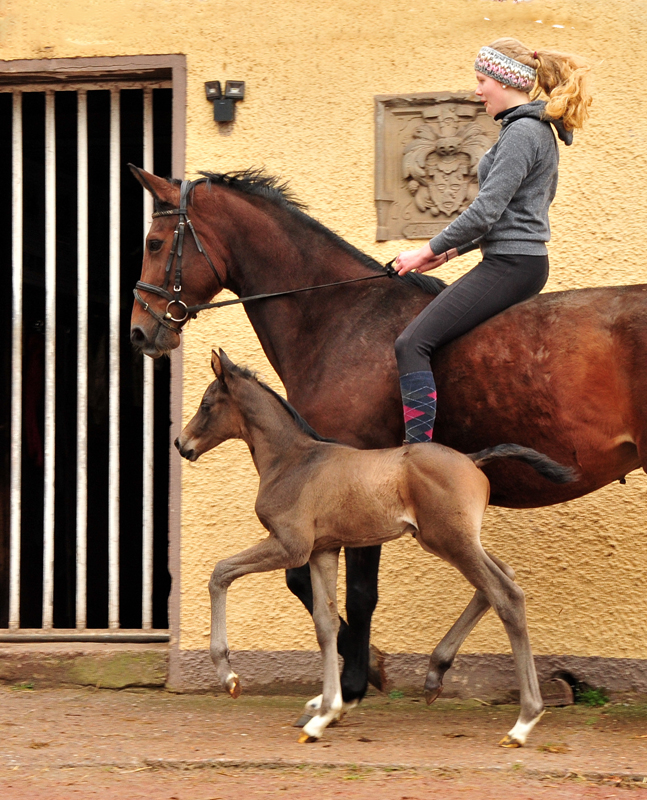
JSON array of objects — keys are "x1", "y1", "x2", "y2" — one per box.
[
  {"x1": 425, "y1": 552, "x2": 516, "y2": 702},
  {"x1": 338, "y1": 545, "x2": 384, "y2": 700},
  {"x1": 299, "y1": 549, "x2": 343, "y2": 743},
  {"x1": 209, "y1": 537, "x2": 301, "y2": 698}
]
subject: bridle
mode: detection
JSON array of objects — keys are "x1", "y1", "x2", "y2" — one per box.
[
  {"x1": 133, "y1": 178, "x2": 397, "y2": 336},
  {"x1": 134, "y1": 178, "x2": 223, "y2": 334}
]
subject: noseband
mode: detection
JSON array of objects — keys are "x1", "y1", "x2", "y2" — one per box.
[{"x1": 134, "y1": 178, "x2": 223, "y2": 335}]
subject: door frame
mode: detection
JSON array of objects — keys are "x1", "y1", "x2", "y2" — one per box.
[{"x1": 0, "y1": 54, "x2": 185, "y2": 669}]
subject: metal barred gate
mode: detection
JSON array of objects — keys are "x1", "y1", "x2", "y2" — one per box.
[{"x1": 0, "y1": 78, "x2": 173, "y2": 641}]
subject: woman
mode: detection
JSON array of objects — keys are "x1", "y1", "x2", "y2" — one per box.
[{"x1": 394, "y1": 38, "x2": 591, "y2": 443}]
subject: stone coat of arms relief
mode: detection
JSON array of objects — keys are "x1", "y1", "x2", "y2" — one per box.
[{"x1": 375, "y1": 92, "x2": 499, "y2": 241}]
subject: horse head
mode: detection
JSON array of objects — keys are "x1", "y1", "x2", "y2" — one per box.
[{"x1": 129, "y1": 166, "x2": 228, "y2": 358}]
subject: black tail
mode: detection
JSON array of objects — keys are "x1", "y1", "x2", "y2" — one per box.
[{"x1": 468, "y1": 444, "x2": 577, "y2": 484}]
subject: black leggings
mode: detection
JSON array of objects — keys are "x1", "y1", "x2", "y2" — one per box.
[{"x1": 395, "y1": 253, "x2": 549, "y2": 375}]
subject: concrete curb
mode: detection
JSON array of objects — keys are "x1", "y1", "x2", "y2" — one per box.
[
  {"x1": 172, "y1": 650, "x2": 647, "y2": 699},
  {"x1": 0, "y1": 643, "x2": 168, "y2": 689}
]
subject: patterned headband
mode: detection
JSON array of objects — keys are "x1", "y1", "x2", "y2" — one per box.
[{"x1": 475, "y1": 46, "x2": 537, "y2": 91}]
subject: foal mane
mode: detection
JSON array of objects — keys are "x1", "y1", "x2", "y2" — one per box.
[
  {"x1": 193, "y1": 169, "x2": 447, "y2": 297},
  {"x1": 230, "y1": 362, "x2": 337, "y2": 444}
]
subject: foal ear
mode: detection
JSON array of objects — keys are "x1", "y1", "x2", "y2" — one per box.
[
  {"x1": 128, "y1": 165, "x2": 177, "y2": 208},
  {"x1": 211, "y1": 349, "x2": 224, "y2": 381},
  {"x1": 218, "y1": 348, "x2": 235, "y2": 371}
]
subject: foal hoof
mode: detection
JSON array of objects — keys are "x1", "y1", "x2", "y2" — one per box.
[
  {"x1": 297, "y1": 732, "x2": 319, "y2": 744},
  {"x1": 499, "y1": 734, "x2": 523, "y2": 748},
  {"x1": 226, "y1": 674, "x2": 241, "y2": 699},
  {"x1": 368, "y1": 644, "x2": 388, "y2": 692},
  {"x1": 293, "y1": 713, "x2": 314, "y2": 729},
  {"x1": 424, "y1": 685, "x2": 443, "y2": 706}
]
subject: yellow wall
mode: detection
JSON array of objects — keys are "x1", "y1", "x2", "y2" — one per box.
[{"x1": 5, "y1": 0, "x2": 647, "y2": 657}]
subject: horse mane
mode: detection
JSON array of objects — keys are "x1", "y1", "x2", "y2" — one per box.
[
  {"x1": 229, "y1": 361, "x2": 337, "y2": 444},
  {"x1": 193, "y1": 169, "x2": 447, "y2": 297}
]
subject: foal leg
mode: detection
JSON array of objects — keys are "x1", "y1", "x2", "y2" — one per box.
[
  {"x1": 286, "y1": 563, "x2": 350, "y2": 641},
  {"x1": 425, "y1": 552, "x2": 515, "y2": 702},
  {"x1": 449, "y1": 548, "x2": 543, "y2": 747},
  {"x1": 287, "y1": 544, "x2": 385, "y2": 699},
  {"x1": 287, "y1": 563, "x2": 365, "y2": 728},
  {"x1": 209, "y1": 537, "x2": 301, "y2": 698},
  {"x1": 299, "y1": 549, "x2": 343, "y2": 743},
  {"x1": 291, "y1": 545, "x2": 383, "y2": 727}
]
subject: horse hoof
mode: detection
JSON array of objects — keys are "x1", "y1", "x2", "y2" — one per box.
[
  {"x1": 424, "y1": 685, "x2": 443, "y2": 706},
  {"x1": 368, "y1": 644, "x2": 388, "y2": 692},
  {"x1": 336, "y1": 698, "x2": 358, "y2": 723},
  {"x1": 298, "y1": 732, "x2": 319, "y2": 744},
  {"x1": 293, "y1": 713, "x2": 314, "y2": 728},
  {"x1": 226, "y1": 674, "x2": 241, "y2": 699},
  {"x1": 499, "y1": 734, "x2": 522, "y2": 748}
]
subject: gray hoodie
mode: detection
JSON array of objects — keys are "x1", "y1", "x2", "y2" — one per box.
[{"x1": 428, "y1": 101, "x2": 572, "y2": 257}]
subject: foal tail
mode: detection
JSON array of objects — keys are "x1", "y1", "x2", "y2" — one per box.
[{"x1": 468, "y1": 444, "x2": 577, "y2": 484}]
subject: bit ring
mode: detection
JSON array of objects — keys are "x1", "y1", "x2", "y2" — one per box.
[{"x1": 164, "y1": 299, "x2": 189, "y2": 323}]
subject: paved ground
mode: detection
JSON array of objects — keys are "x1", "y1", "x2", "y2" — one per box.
[{"x1": 1, "y1": 686, "x2": 646, "y2": 798}]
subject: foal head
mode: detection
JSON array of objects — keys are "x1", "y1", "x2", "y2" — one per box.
[
  {"x1": 175, "y1": 350, "x2": 245, "y2": 461},
  {"x1": 176, "y1": 349, "x2": 334, "y2": 462}
]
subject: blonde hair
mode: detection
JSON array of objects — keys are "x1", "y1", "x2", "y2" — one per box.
[{"x1": 489, "y1": 37, "x2": 592, "y2": 132}]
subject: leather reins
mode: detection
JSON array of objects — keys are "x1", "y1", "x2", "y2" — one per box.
[{"x1": 133, "y1": 178, "x2": 397, "y2": 337}]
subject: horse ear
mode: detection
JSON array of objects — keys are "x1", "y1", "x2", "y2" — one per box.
[
  {"x1": 211, "y1": 349, "x2": 224, "y2": 381},
  {"x1": 128, "y1": 164, "x2": 177, "y2": 207}
]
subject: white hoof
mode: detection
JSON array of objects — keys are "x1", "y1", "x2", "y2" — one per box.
[
  {"x1": 225, "y1": 672, "x2": 241, "y2": 699},
  {"x1": 304, "y1": 693, "x2": 357, "y2": 719},
  {"x1": 300, "y1": 692, "x2": 344, "y2": 740},
  {"x1": 305, "y1": 694, "x2": 323, "y2": 713},
  {"x1": 500, "y1": 710, "x2": 545, "y2": 747}
]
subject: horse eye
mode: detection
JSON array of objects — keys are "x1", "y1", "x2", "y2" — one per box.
[{"x1": 148, "y1": 239, "x2": 163, "y2": 252}]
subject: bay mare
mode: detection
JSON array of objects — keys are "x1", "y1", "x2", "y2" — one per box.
[
  {"x1": 130, "y1": 166, "x2": 647, "y2": 709},
  {"x1": 176, "y1": 350, "x2": 575, "y2": 746}
]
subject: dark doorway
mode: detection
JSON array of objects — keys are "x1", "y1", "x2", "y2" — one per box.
[{"x1": 0, "y1": 85, "x2": 172, "y2": 630}]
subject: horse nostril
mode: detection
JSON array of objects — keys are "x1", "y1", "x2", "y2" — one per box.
[
  {"x1": 174, "y1": 437, "x2": 181, "y2": 451},
  {"x1": 130, "y1": 326, "x2": 147, "y2": 347}
]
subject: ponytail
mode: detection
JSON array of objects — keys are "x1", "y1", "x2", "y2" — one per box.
[{"x1": 489, "y1": 37, "x2": 592, "y2": 132}]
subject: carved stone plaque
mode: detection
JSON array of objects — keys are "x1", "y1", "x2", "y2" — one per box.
[{"x1": 374, "y1": 92, "x2": 500, "y2": 241}]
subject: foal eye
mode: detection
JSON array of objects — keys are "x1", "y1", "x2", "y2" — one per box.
[{"x1": 148, "y1": 239, "x2": 163, "y2": 252}]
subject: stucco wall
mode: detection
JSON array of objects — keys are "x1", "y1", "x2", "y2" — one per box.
[{"x1": 4, "y1": 0, "x2": 647, "y2": 660}]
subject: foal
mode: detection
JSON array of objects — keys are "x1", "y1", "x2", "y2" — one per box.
[{"x1": 176, "y1": 350, "x2": 575, "y2": 746}]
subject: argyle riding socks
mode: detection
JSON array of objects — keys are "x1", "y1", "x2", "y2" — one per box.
[{"x1": 399, "y1": 370, "x2": 437, "y2": 443}]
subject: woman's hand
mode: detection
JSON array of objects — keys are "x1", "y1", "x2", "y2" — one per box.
[
  {"x1": 394, "y1": 245, "x2": 457, "y2": 275},
  {"x1": 394, "y1": 244, "x2": 436, "y2": 275}
]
